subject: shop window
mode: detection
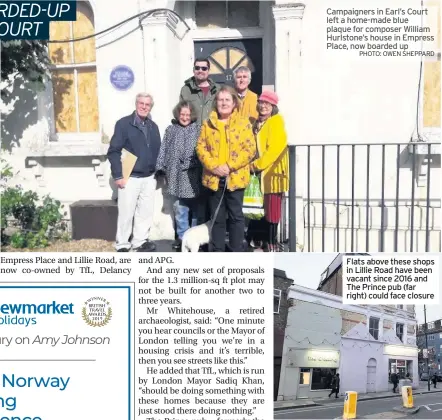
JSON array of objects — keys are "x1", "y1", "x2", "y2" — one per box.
[
  {"x1": 274, "y1": 289, "x2": 282, "y2": 314},
  {"x1": 299, "y1": 368, "x2": 311, "y2": 385},
  {"x1": 311, "y1": 368, "x2": 336, "y2": 390},
  {"x1": 48, "y1": 1, "x2": 99, "y2": 134},
  {"x1": 369, "y1": 317, "x2": 380, "y2": 340},
  {"x1": 195, "y1": 1, "x2": 260, "y2": 28},
  {"x1": 396, "y1": 323, "x2": 404, "y2": 342}
]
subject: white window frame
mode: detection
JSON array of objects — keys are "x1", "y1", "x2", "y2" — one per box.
[
  {"x1": 194, "y1": 0, "x2": 261, "y2": 31},
  {"x1": 396, "y1": 323, "x2": 404, "y2": 342},
  {"x1": 45, "y1": 2, "x2": 100, "y2": 143},
  {"x1": 274, "y1": 289, "x2": 282, "y2": 314},
  {"x1": 428, "y1": 322, "x2": 435, "y2": 330},
  {"x1": 369, "y1": 317, "x2": 380, "y2": 340}
]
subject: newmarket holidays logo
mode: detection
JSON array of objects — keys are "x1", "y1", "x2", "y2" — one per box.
[
  {"x1": 82, "y1": 297, "x2": 112, "y2": 327},
  {"x1": 0, "y1": 301, "x2": 74, "y2": 327}
]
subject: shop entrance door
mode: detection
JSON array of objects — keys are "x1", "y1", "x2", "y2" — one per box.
[
  {"x1": 298, "y1": 368, "x2": 311, "y2": 399},
  {"x1": 366, "y1": 358, "x2": 377, "y2": 393}
]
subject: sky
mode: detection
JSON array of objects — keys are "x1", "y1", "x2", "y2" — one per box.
[{"x1": 274, "y1": 253, "x2": 442, "y2": 325}]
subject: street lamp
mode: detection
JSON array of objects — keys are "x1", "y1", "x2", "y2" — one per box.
[{"x1": 424, "y1": 305, "x2": 430, "y2": 391}]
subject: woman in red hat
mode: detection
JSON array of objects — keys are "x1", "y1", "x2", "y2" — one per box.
[{"x1": 250, "y1": 91, "x2": 289, "y2": 252}]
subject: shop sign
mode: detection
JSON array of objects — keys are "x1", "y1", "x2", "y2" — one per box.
[
  {"x1": 384, "y1": 345, "x2": 418, "y2": 357},
  {"x1": 288, "y1": 349, "x2": 340, "y2": 368}
]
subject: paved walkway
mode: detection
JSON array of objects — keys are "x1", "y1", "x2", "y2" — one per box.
[{"x1": 275, "y1": 384, "x2": 442, "y2": 411}]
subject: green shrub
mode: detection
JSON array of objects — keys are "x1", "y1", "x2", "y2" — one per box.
[{"x1": 1, "y1": 185, "x2": 68, "y2": 248}]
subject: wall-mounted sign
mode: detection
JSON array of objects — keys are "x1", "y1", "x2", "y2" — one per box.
[
  {"x1": 288, "y1": 348, "x2": 340, "y2": 368},
  {"x1": 110, "y1": 65, "x2": 134, "y2": 91},
  {"x1": 384, "y1": 345, "x2": 418, "y2": 358}
]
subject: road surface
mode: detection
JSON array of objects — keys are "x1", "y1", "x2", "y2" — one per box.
[{"x1": 274, "y1": 392, "x2": 442, "y2": 419}]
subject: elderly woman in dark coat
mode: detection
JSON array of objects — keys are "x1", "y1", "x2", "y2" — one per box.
[{"x1": 156, "y1": 101, "x2": 202, "y2": 250}]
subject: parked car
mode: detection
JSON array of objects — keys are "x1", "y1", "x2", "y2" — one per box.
[{"x1": 420, "y1": 372, "x2": 430, "y2": 381}]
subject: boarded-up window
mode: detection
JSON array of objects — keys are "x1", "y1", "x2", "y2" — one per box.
[
  {"x1": 49, "y1": 1, "x2": 99, "y2": 133},
  {"x1": 423, "y1": 0, "x2": 441, "y2": 128},
  {"x1": 195, "y1": 1, "x2": 260, "y2": 28}
]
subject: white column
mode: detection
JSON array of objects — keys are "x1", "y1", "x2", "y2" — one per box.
[
  {"x1": 140, "y1": 10, "x2": 185, "y2": 241},
  {"x1": 272, "y1": 2, "x2": 305, "y2": 145},
  {"x1": 141, "y1": 12, "x2": 174, "y2": 135}
]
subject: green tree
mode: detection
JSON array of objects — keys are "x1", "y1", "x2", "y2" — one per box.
[{"x1": 1, "y1": 40, "x2": 50, "y2": 100}]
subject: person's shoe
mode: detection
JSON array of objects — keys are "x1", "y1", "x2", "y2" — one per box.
[
  {"x1": 117, "y1": 248, "x2": 130, "y2": 252},
  {"x1": 172, "y1": 239, "x2": 182, "y2": 250},
  {"x1": 136, "y1": 240, "x2": 156, "y2": 252}
]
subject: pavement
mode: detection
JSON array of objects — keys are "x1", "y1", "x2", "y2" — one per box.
[{"x1": 274, "y1": 387, "x2": 442, "y2": 419}]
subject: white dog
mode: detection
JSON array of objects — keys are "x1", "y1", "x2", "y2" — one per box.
[{"x1": 181, "y1": 222, "x2": 210, "y2": 252}]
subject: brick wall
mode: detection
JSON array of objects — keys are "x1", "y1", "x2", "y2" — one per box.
[
  {"x1": 340, "y1": 309, "x2": 366, "y2": 334},
  {"x1": 274, "y1": 270, "x2": 293, "y2": 357}
]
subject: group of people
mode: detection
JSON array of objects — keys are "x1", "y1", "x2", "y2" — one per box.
[{"x1": 107, "y1": 57, "x2": 289, "y2": 252}]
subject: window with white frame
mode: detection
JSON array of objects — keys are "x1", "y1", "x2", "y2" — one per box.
[
  {"x1": 274, "y1": 289, "x2": 282, "y2": 314},
  {"x1": 428, "y1": 322, "x2": 435, "y2": 330},
  {"x1": 48, "y1": 1, "x2": 99, "y2": 135},
  {"x1": 396, "y1": 323, "x2": 404, "y2": 342},
  {"x1": 369, "y1": 317, "x2": 380, "y2": 340},
  {"x1": 397, "y1": 304, "x2": 404, "y2": 309},
  {"x1": 195, "y1": 1, "x2": 260, "y2": 28}
]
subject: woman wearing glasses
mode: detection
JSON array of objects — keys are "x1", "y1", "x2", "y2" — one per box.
[
  {"x1": 250, "y1": 91, "x2": 289, "y2": 252},
  {"x1": 196, "y1": 85, "x2": 256, "y2": 252}
]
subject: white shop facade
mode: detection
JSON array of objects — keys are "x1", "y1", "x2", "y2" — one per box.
[{"x1": 277, "y1": 285, "x2": 419, "y2": 400}]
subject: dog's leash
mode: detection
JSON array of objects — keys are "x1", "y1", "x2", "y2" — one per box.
[{"x1": 209, "y1": 180, "x2": 227, "y2": 236}]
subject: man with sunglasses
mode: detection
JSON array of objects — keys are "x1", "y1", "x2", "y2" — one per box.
[{"x1": 179, "y1": 58, "x2": 220, "y2": 125}]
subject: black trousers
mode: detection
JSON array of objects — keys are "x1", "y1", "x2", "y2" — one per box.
[
  {"x1": 329, "y1": 387, "x2": 339, "y2": 398},
  {"x1": 393, "y1": 382, "x2": 398, "y2": 392},
  {"x1": 209, "y1": 180, "x2": 245, "y2": 252}
]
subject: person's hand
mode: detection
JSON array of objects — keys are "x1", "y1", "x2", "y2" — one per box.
[
  {"x1": 212, "y1": 167, "x2": 224, "y2": 177},
  {"x1": 218, "y1": 164, "x2": 230, "y2": 176},
  {"x1": 115, "y1": 179, "x2": 127, "y2": 189}
]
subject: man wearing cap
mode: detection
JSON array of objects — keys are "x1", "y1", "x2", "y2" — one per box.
[{"x1": 234, "y1": 66, "x2": 258, "y2": 122}]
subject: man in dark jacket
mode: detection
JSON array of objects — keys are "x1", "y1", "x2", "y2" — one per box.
[
  {"x1": 180, "y1": 58, "x2": 219, "y2": 227},
  {"x1": 179, "y1": 57, "x2": 219, "y2": 125},
  {"x1": 390, "y1": 372, "x2": 399, "y2": 393},
  {"x1": 107, "y1": 93, "x2": 161, "y2": 252},
  {"x1": 328, "y1": 373, "x2": 340, "y2": 398}
]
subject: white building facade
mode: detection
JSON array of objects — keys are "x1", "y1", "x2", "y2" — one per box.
[
  {"x1": 1, "y1": 0, "x2": 440, "y2": 248},
  {"x1": 277, "y1": 284, "x2": 419, "y2": 401}
]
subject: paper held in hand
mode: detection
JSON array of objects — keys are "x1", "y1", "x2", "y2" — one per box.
[{"x1": 121, "y1": 149, "x2": 137, "y2": 181}]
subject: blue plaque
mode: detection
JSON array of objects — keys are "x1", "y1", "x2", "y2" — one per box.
[{"x1": 110, "y1": 65, "x2": 135, "y2": 91}]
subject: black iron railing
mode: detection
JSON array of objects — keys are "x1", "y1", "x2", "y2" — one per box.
[{"x1": 281, "y1": 142, "x2": 441, "y2": 252}]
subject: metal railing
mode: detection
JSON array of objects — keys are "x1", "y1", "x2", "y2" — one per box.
[{"x1": 281, "y1": 142, "x2": 441, "y2": 252}]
